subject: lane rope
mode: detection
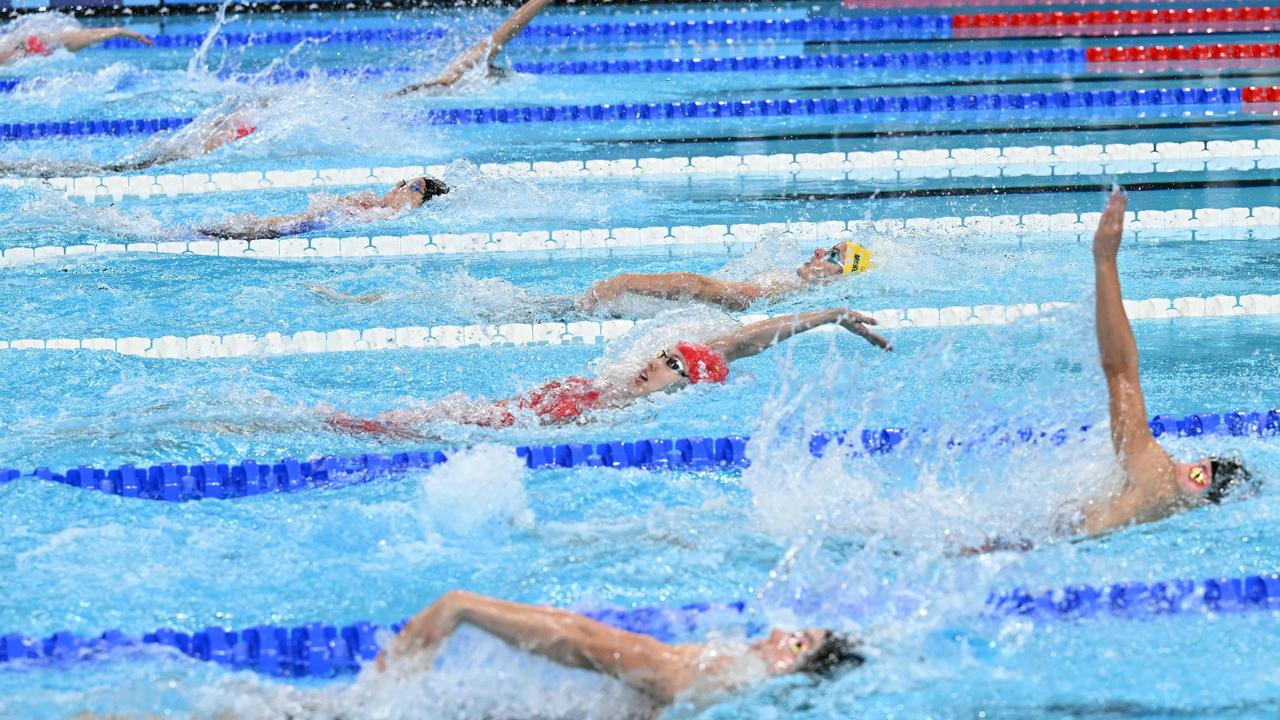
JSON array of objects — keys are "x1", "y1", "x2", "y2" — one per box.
[
  {"x1": 1, "y1": 408, "x2": 1275, "y2": 502},
  {"x1": 7, "y1": 138, "x2": 1278, "y2": 202},
  {"x1": 4, "y1": 205, "x2": 1280, "y2": 268},
  {"x1": 2, "y1": 293, "x2": 1277, "y2": 360},
  {"x1": 2, "y1": 567, "x2": 1277, "y2": 675},
  {"x1": 2, "y1": 84, "x2": 1260, "y2": 141}
]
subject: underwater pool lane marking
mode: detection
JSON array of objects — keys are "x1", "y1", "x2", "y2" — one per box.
[
  {"x1": 1, "y1": 407, "x2": 1275, "y2": 504},
  {"x1": 3, "y1": 293, "x2": 1278, "y2": 360},
  {"x1": 4, "y1": 205, "x2": 1280, "y2": 267},
  {"x1": 9, "y1": 138, "x2": 1280, "y2": 202},
  {"x1": 2, "y1": 569, "x2": 1279, "y2": 677},
  {"x1": 9, "y1": 44, "x2": 1280, "y2": 97},
  {"x1": 7, "y1": 83, "x2": 1276, "y2": 142}
]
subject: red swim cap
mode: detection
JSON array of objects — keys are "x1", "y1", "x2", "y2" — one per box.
[
  {"x1": 675, "y1": 342, "x2": 729, "y2": 384},
  {"x1": 24, "y1": 36, "x2": 52, "y2": 57}
]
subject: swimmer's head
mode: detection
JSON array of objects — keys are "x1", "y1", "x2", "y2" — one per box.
[
  {"x1": 1179, "y1": 456, "x2": 1257, "y2": 504},
  {"x1": 630, "y1": 342, "x2": 728, "y2": 395},
  {"x1": 752, "y1": 629, "x2": 865, "y2": 678},
  {"x1": 386, "y1": 175, "x2": 450, "y2": 210},
  {"x1": 797, "y1": 241, "x2": 872, "y2": 282}
]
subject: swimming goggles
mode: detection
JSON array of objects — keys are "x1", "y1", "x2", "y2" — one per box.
[
  {"x1": 823, "y1": 245, "x2": 844, "y2": 269},
  {"x1": 1189, "y1": 465, "x2": 1210, "y2": 488},
  {"x1": 656, "y1": 349, "x2": 688, "y2": 379}
]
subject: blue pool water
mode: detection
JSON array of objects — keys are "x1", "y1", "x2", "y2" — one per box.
[{"x1": 1, "y1": 1, "x2": 1279, "y2": 718}]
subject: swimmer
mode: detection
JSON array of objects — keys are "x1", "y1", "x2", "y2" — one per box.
[
  {"x1": 0, "y1": 104, "x2": 262, "y2": 178},
  {"x1": 968, "y1": 191, "x2": 1258, "y2": 554},
  {"x1": 376, "y1": 589, "x2": 864, "y2": 713},
  {"x1": 308, "y1": 239, "x2": 875, "y2": 316},
  {"x1": 326, "y1": 307, "x2": 890, "y2": 437},
  {"x1": 198, "y1": 176, "x2": 450, "y2": 241},
  {"x1": 1074, "y1": 189, "x2": 1256, "y2": 535},
  {"x1": 392, "y1": 0, "x2": 554, "y2": 95},
  {"x1": 0, "y1": 25, "x2": 152, "y2": 65}
]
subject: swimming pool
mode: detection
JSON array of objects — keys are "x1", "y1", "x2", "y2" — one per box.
[{"x1": 2, "y1": 0, "x2": 1279, "y2": 717}]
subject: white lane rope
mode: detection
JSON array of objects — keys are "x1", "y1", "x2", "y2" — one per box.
[
  {"x1": 2, "y1": 294, "x2": 1276, "y2": 360},
  {"x1": 1, "y1": 139, "x2": 1277, "y2": 202},
  {"x1": 2, "y1": 205, "x2": 1279, "y2": 268}
]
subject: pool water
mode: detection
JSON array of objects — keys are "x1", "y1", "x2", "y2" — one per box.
[{"x1": 1, "y1": 1, "x2": 1279, "y2": 718}]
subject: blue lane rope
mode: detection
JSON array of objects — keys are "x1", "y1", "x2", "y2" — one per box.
[
  {"x1": 95, "y1": 26, "x2": 449, "y2": 50},
  {"x1": 2, "y1": 409, "x2": 1275, "y2": 503},
  {"x1": 0, "y1": 85, "x2": 1244, "y2": 141},
  {"x1": 1, "y1": 569, "x2": 1275, "y2": 677},
  {"x1": 85, "y1": 16, "x2": 951, "y2": 52}
]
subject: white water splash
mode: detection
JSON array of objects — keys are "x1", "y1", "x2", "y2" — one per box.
[{"x1": 418, "y1": 444, "x2": 533, "y2": 536}]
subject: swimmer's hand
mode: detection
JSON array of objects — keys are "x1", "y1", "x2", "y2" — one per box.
[
  {"x1": 376, "y1": 590, "x2": 466, "y2": 671},
  {"x1": 833, "y1": 308, "x2": 892, "y2": 351},
  {"x1": 1092, "y1": 189, "x2": 1127, "y2": 265},
  {"x1": 114, "y1": 29, "x2": 155, "y2": 46}
]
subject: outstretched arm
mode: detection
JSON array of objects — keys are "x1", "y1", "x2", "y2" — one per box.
[
  {"x1": 708, "y1": 308, "x2": 891, "y2": 362},
  {"x1": 393, "y1": 0, "x2": 554, "y2": 95},
  {"x1": 1092, "y1": 191, "x2": 1162, "y2": 461},
  {"x1": 1080, "y1": 190, "x2": 1176, "y2": 535},
  {"x1": 580, "y1": 273, "x2": 772, "y2": 312},
  {"x1": 377, "y1": 590, "x2": 696, "y2": 703},
  {"x1": 55, "y1": 28, "x2": 154, "y2": 52}
]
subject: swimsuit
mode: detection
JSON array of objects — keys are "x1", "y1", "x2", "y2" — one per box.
[{"x1": 516, "y1": 376, "x2": 601, "y2": 423}]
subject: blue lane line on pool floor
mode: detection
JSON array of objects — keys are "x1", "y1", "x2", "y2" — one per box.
[
  {"x1": 0, "y1": 48, "x2": 1085, "y2": 96},
  {"x1": 2, "y1": 408, "x2": 1275, "y2": 503},
  {"x1": 1, "y1": 569, "x2": 1275, "y2": 677},
  {"x1": 0, "y1": 85, "x2": 1245, "y2": 141}
]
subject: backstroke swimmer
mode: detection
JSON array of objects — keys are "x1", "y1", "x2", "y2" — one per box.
[
  {"x1": 968, "y1": 191, "x2": 1257, "y2": 554},
  {"x1": 198, "y1": 176, "x2": 450, "y2": 240},
  {"x1": 309, "y1": 239, "x2": 874, "y2": 316},
  {"x1": 326, "y1": 307, "x2": 890, "y2": 439},
  {"x1": 1075, "y1": 189, "x2": 1255, "y2": 534},
  {"x1": 376, "y1": 589, "x2": 865, "y2": 717},
  {"x1": 0, "y1": 103, "x2": 263, "y2": 178},
  {"x1": 0, "y1": 22, "x2": 152, "y2": 65},
  {"x1": 392, "y1": 0, "x2": 554, "y2": 95}
]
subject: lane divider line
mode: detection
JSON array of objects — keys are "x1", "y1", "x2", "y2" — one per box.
[
  {"x1": 3, "y1": 206, "x2": 1280, "y2": 267},
  {"x1": 7, "y1": 139, "x2": 1278, "y2": 202},
  {"x1": 0, "y1": 408, "x2": 1273, "y2": 504},
  {"x1": 2, "y1": 567, "x2": 1278, "y2": 674},
  {"x1": 2, "y1": 294, "x2": 1277, "y2": 359},
  {"x1": 0, "y1": 85, "x2": 1251, "y2": 141}
]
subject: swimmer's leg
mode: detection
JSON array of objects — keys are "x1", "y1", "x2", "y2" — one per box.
[{"x1": 307, "y1": 285, "x2": 388, "y2": 305}]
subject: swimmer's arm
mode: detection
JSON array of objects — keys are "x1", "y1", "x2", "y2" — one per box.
[
  {"x1": 709, "y1": 308, "x2": 891, "y2": 361},
  {"x1": 380, "y1": 590, "x2": 697, "y2": 703},
  {"x1": 55, "y1": 28, "x2": 154, "y2": 52},
  {"x1": 1083, "y1": 191, "x2": 1175, "y2": 535},
  {"x1": 1092, "y1": 191, "x2": 1163, "y2": 461},
  {"x1": 393, "y1": 0, "x2": 553, "y2": 95},
  {"x1": 581, "y1": 273, "x2": 768, "y2": 312},
  {"x1": 307, "y1": 285, "x2": 388, "y2": 305}
]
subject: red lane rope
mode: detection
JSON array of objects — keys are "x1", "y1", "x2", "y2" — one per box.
[
  {"x1": 1243, "y1": 85, "x2": 1280, "y2": 102},
  {"x1": 953, "y1": 6, "x2": 1280, "y2": 37},
  {"x1": 1087, "y1": 42, "x2": 1280, "y2": 63},
  {"x1": 845, "y1": 0, "x2": 1180, "y2": 7}
]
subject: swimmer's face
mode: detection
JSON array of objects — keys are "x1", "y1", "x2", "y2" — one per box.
[
  {"x1": 385, "y1": 176, "x2": 449, "y2": 210},
  {"x1": 631, "y1": 347, "x2": 688, "y2": 395},
  {"x1": 797, "y1": 243, "x2": 847, "y2": 282},
  {"x1": 1176, "y1": 459, "x2": 1215, "y2": 499},
  {"x1": 752, "y1": 628, "x2": 829, "y2": 675}
]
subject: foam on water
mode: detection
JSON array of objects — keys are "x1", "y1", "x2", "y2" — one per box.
[{"x1": 418, "y1": 443, "x2": 533, "y2": 536}]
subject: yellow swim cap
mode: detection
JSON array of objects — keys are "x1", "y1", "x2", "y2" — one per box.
[{"x1": 842, "y1": 242, "x2": 873, "y2": 275}]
